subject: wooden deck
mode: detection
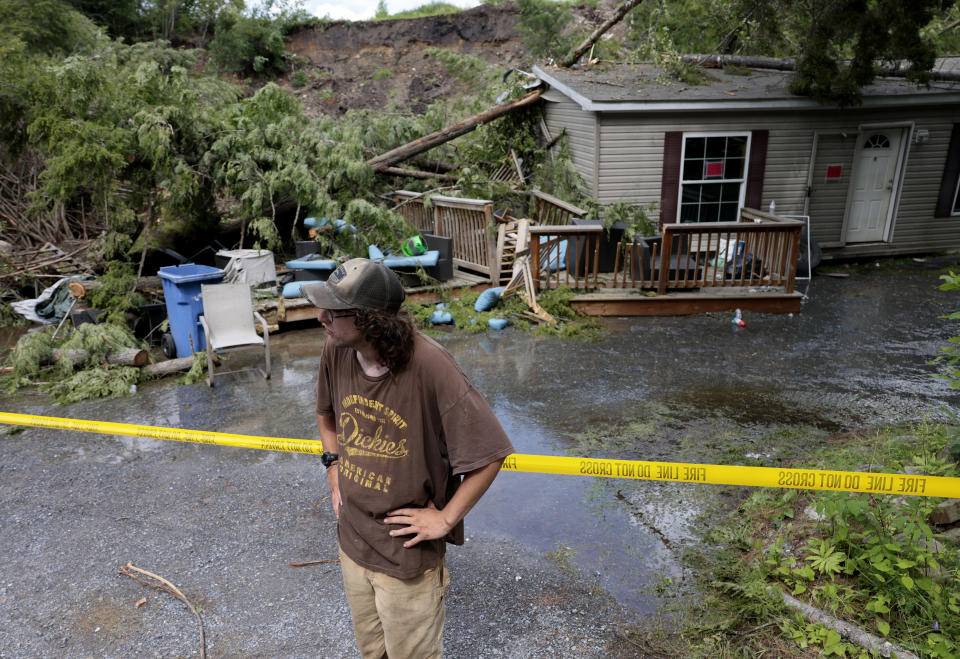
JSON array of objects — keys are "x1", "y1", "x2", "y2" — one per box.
[{"x1": 571, "y1": 287, "x2": 803, "y2": 316}]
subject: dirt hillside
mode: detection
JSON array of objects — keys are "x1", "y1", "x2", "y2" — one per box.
[{"x1": 283, "y1": 1, "x2": 622, "y2": 116}]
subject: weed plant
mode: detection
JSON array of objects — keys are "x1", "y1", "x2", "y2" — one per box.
[
  {"x1": 405, "y1": 286, "x2": 604, "y2": 340},
  {"x1": 682, "y1": 423, "x2": 960, "y2": 657}
]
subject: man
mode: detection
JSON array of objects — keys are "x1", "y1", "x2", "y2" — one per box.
[{"x1": 301, "y1": 258, "x2": 514, "y2": 659}]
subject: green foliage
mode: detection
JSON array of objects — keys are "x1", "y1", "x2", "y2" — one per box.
[
  {"x1": 425, "y1": 48, "x2": 492, "y2": 86},
  {"x1": 85, "y1": 262, "x2": 147, "y2": 325},
  {"x1": 786, "y1": 0, "x2": 947, "y2": 106},
  {"x1": 0, "y1": 0, "x2": 99, "y2": 56},
  {"x1": 935, "y1": 271, "x2": 960, "y2": 387},
  {"x1": 590, "y1": 199, "x2": 658, "y2": 240},
  {"x1": 700, "y1": 422, "x2": 960, "y2": 657},
  {"x1": 54, "y1": 322, "x2": 146, "y2": 374},
  {"x1": 406, "y1": 286, "x2": 605, "y2": 340},
  {"x1": 374, "y1": 0, "x2": 388, "y2": 19},
  {"x1": 382, "y1": 2, "x2": 463, "y2": 20},
  {"x1": 515, "y1": 0, "x2": 577, "y2": 62},
  {"x1": 372, "y1": 68, "x2": 394, "y2": 81},
  {"x1": 6, "y1": 326, "x2": 57, "y2": 383},
  {"x1": 291, "y1": 70, "x2": 308, "y2": 87},
  {"x1": 44, "y1": 365, "x2": 140, "y2": 404},
  {"x1": 4, "y1": 322, "x2": 146, "y2": 403},
  {"x1": 208, "y1": 7, "x2": 288, "y2": 75},
  {"x1": 178, "y1": 352, "x2": 209, "y2": 385}
]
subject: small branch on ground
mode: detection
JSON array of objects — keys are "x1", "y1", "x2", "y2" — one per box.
[
  {"x1": 289, "y1": 558, "x2": 341, "y2": 567},
  {"x1": 119, "y1": 562, "x2": 206, "y2": 659}
]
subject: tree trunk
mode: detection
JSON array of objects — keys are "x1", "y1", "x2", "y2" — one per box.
[
  {"x1": 47, "y1": 347, "x2": 149, "y2": 367},
  {"x1": 378, "y1": 166, "x2": 460, "y2": 181},
  {"x1": 142, "y1": 356, "x2": 201, "y2": 378},
  {"x1": 367, "y1": 91, "x2": 542, "y2": 171},
  {"x1": 681, "y1": 54, "x2": 960, "y2": 81},
  {"x1": 559, "y1": 0, "x2": 646, "y2": 68}
]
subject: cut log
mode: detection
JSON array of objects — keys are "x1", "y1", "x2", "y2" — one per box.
[
  {"x1": 559, "y1": 0, "x2": 646, "y2": 68},
  {"x1": 142, "y1": 355, "x2": 204, "y2": 377},
  {"x1": 47, "y1": 347, "x2": 149, "y2": 367},
  {"x1": 367, "y1": 91, "x2": 542, "y2": 171}
]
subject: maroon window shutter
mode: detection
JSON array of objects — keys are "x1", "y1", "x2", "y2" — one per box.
[
  {"x1": 660, "y1": 131, "x2": 683, "y2": 226},
  {"x1": 744, "y1": 129, "x2": 768, "y2": 211},
  {"x1": 935, "y1": 124, "x2": 960, "y2": 218}
]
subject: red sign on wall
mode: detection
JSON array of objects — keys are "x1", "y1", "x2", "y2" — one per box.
[
  {"x1": 705, "y1": 161, "x2": 724, "y2": 178},
  {"x1": 825, "y1": 164, "x2": 843, "y2": 180}
]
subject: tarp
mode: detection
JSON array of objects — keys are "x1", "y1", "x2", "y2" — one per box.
[
  {"x1": 11, "y1": 276, "x2": 93, "y2": 324},
  {"x1": 217, "y1": 250, "x2": 276, "y2": 286}
]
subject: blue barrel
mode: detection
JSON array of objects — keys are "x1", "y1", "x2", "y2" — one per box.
[{"x1": 158, "y1": 264, "x2": 225, "y2": 358}]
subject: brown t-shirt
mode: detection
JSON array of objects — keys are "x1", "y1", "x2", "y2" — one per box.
[{"x1": 315, "y1": 332, "x2": 514, "y2": 580}]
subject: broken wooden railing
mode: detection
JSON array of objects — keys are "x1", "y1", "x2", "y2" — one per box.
[
  {"x1": 388, "y1": 192, "x2": 499, "y2": 282},
  {"x1": 532, "y1": 190, "x2": 588, "y2": 226}
]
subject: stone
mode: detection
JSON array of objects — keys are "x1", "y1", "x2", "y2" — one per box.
[
  {"x1": 937, "y1": 527, "x2": 960, "y2": 546},
  {"x1": 929, "y1": 499, "x2": 960, "y2": 526}
]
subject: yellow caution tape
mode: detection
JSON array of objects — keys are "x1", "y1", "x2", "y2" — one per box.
[{"x1": 3, "y1": 412, "x2": 959, "y2": 498}]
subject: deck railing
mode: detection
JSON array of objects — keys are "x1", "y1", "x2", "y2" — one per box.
[{"x1": 528, "y1": 210, "x2": 803, "y2": 294}]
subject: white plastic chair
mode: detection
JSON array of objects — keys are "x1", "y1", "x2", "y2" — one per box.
[{"x1": 199, "y1": 283, "x2": 271, "y2": 387}]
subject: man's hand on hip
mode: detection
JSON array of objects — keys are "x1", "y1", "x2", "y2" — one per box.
[
  {"x1": 327, "y1": 466, "x2": 342, "y2": 519},
  {"x1": 385, "y1": 502, "x2": 452, "y2": 548}
]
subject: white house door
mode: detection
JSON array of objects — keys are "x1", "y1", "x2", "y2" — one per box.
[{"x1": 845, "y1": 129, "x2": 905, "y2": 243}]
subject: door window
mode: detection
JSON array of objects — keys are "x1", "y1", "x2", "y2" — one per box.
[{"x1": 864, "y1": 134, "x2": 891, "y2": 149}]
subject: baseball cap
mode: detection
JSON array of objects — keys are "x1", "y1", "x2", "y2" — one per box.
[{"x1": 300, "y1": 258, "x2": 405, "y2": 314}]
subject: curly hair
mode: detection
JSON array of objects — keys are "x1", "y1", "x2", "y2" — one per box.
[{"x1": 354, "y1": 308, "x2": 416, "y2": 373}]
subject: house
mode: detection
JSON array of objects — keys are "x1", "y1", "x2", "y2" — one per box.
[{"x1": 533, "y1": 59, "x2": 960, "y2": 260}]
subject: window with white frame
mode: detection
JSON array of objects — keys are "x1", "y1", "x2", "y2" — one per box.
[{"x1": 678, "y1": 133, "x2": 750, "y2": 223}]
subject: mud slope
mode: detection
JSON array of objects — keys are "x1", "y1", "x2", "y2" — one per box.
[{"x1": 284, "y1": 1, "x2": 622, "y2": 116}]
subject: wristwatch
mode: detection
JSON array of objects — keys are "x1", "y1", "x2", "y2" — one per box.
[{"x1": 321, "y1": 451, "x2": 340, "y2": 468}]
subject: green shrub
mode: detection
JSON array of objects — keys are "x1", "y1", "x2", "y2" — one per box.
[
  {"x1": 208, "y1": 9, "x2": 287, "y2": 75},
  {"x1": 291, "y1": 70, "x2": 308, "y2": 87}
]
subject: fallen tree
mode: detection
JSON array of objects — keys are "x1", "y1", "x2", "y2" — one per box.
[
  {"x1": 680, "y1": 54, "x2": 960, "y2": 82},
  {"x1": 367, "y1": 91, "x2": 543, "y2": 171},
  {"x1": 558, "y1": 0, "x2": 646, "y2": 68}
]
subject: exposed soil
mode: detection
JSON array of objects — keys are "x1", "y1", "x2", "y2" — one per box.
[{"x1": 282, "y1": 1, "x2": 627, "y2": 116}]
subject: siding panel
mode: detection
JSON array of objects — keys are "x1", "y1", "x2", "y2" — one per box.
[{"x1": 544, "y1": 92, "x2": 960, "y2": 254}]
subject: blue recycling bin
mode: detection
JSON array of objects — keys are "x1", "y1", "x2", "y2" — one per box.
[{"x1": 158, "y1": 264, "x2": 225, "y2": 358}]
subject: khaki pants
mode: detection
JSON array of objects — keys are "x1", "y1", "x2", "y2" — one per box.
[{"x1": 339, "y1": 547, "x2": 450, "y2": 659}]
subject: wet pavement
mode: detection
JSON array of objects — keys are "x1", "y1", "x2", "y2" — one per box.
[{"x1": 2, "y1": 258, "x2": 960, "y2": 657}]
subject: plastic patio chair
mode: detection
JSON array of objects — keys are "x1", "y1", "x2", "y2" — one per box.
[{"x1": 198, "y1": 283, "x2": 271, "y2": 387}]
